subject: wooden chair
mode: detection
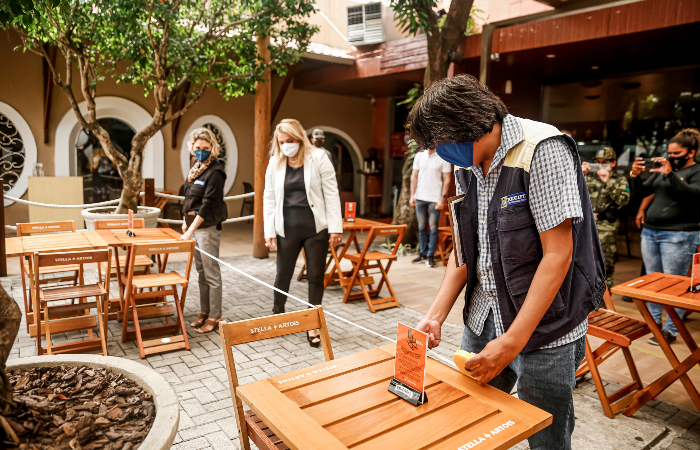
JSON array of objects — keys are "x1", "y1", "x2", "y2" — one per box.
[
  {"x1": 435, "y1": 210, "x2": 453, "y2": 266},
  {"x1": 341, "y1": 225, "x2": 406, "y2": 312},
  {"x1": 16, "y1": 221, "x2": 82, "y2": 331},
  {"x1": 30, "y1": 249, "x2": 112, "y2": 356},
  {"x1": 121, "y1": 240, "x2": 194, "y2": 359},
  {"x1": 240, "y1": 181, "x2": 254, "y2": 222},
  {"x1": 219, "y1": 307, "x2": 333, "y2": 450},
  {"x1": 94, "y1": 219, "x2": 154, "y2": 320},
  {"x1": 575, "y1": 289, "x2": 650, "y2": 418},
  {"x1": 297, "y1": 246, "x2": 339, "y2": 282}
]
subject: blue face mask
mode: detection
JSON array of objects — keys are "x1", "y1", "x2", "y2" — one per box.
[
  {"x1": 435, "y1": 142, "x2": 474, "y2": 168},
  {"x1": 194, "y1": 149, "x2": 211, "y2": 163}
]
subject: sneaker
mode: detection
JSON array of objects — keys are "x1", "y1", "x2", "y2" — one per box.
[
  {"x1": 622, "y1": 296, "x2": 634, "y2": 303},
  {"x1": 412, "y1": 253, "x2": 426, "y2": 264},
  {"x1": 649, "y1": 329, "x2": 677, "y2": 346},
  {"x1": 427, "y1": 256, "x2": 436, "y2": 268}
]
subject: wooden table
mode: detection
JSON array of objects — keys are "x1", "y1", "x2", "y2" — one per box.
[
  {"x1": 325, "y1": 218, "x2": 386, "y2": 288},
  {"x1": 612, "y1": 272, "x2": 700, "y2": 416},
  {"x1": 6, "y1": 231, "x2": 108, "y2": 258},
  {"x1": 237, "y1": 344, "x2": 552, "y2": 450}
]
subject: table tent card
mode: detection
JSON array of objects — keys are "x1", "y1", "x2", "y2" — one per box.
[
  {"x1": 692, "y1": 253, "x2": 700, "y2": 293},
  {"x1": 126, "y1": 209, "x2": 136, "y2": 237},
  {"x1": 389, "y1": 323, "x2": 428, "y2": 406},
  {"x1": 344, "y1": 202, "x2": 356, "y2": 222}
]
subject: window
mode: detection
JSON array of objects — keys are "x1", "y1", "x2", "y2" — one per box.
[{"x1": 0, "y1": 113, "x2": 25, "y2": 193}]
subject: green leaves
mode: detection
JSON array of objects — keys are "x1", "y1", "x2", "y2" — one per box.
[{"x1": 388, "y1": 0, "x2": 437, "y2": 36}]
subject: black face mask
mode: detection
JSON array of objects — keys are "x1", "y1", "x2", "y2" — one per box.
[
  {"x1": 668, "y1": 153, "x2": 690, "y2": 171},
  {"x1": 313, "y1": 140, "x2": 324, "y2": 148}
]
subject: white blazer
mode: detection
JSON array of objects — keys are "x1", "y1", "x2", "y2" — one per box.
[{"x1": 263, "y1": 148, "x2": 342, "y2": 239}]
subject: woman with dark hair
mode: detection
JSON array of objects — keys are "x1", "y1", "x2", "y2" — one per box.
[
  {"x1": 181, "y1": 127, "x2": 228, "y2": 334},
  {"x1": 632, "y1": 128, "x2": 700, "y2": 345}
]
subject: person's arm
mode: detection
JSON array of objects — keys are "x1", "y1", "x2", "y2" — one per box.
[
  {"x1": 636, "y1": 194, "x2": 654, "y2": 228},
  {"x1": 415, "y1": 251, "x2": 467, "y2": 348},
  {"x1": 663, "y1": 170, "x2": 700, "y2": 197},
  {"x1": 409, "y1": 169, "x2": 419, "y2": 207},
  {"x1": 181, "y1": 215, "x2": 204, "y2": 240},
  {"x1": 464, "y1": 219, "x2": 573, "y2": 383},
  {"x1": 609, "y1": 177, "x2": 630, "y2": 208},
  {"x1": 181, "y1": 171, "x2": 224, "y2": 240},
  {"x1": 317, "y1": 152, "x2": 343, "y2": 247},
  {"x1": 435, "y1": 170, "x2": 451, "y2": 210},
  {"x1": 263, "y1": 160, "x2": 277, "y2": 250}
]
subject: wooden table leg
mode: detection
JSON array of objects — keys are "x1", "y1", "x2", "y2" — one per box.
[
  {"x1": 624, "y1": 299, "x2": 700, "y2": 415},
  {"x1": 325, "y1": 230, "x2": 358, "y2": 288}
]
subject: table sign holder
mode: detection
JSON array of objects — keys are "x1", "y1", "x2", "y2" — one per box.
[
  {"x1": 692, "y1": 253, "x2": 700, "y2": 293},
  {"x1": 126, "y1": 209, "x2": 136, "y2": 237},
  {"x1": 344, "y1": 202, "x2": 356, "y2": 222},
  {"x1": 389, "y1": 323, "x2": 428, "y2": 406}
]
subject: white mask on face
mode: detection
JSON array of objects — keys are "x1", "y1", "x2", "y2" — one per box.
[
  {"x1": 601, "y1": 163, "x2": 612, "y2": 172},
  {"x1": 280, "y1": 142, "x2": 300, "y2": 158}
]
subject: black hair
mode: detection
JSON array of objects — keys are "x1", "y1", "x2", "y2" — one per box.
[
  {"x1": 669, "y1": 128, "x2": 700, "y2": 153},
  {"x1": 408, "y1": 74, "x2": 509, "y2": 149}
]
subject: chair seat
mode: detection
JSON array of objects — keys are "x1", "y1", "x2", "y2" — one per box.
[
  {"x1": 132, "y1": 272, "x2": 187, "y2": 289},
  {"x1": 244, "y1": 410, "x2": 290, "y2": 450},
  {"x1": 345, "y1": 252, "x2": 397, "y2": 263},
  {"x1": 24, "y1": 262, "x2": 80, "y2": 275},
  {"x1": 438, "y1": 226, "x2": 452, "y2": 232},
  {"x1": 100, "y1": 255, "x2": 153, "y2": 270},
  {"x1": 588, "y1": 309, "x2": 650, "y2": 345},
  {"x1": 40, "y1": 283, "x2": 106, "y2": 302}
]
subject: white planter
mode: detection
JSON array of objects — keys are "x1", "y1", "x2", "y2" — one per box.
[
  {"x1": 81, "y1": 206, "x2": 161, "y2": 230},
  {"x1": 7, "y1": 354, "x2": 179, "y2": 450}
]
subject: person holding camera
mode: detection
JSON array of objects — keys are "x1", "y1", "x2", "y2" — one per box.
[
  {"x1": 631, "y1": 128, "x2": 700, "y2": 345},
  {"x1": 582, "y1": 147, "x2": 630, "y2": 290}
]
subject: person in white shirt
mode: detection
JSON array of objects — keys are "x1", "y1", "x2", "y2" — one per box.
[{"x1": 409, "y1": 148, "x2": 452, "y2": 267}]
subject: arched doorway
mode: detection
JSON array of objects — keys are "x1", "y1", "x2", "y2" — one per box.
[
  {"x1": 0, "y1": 101, "x2": 37, "y2": 207},
  {"x1": 75, "y1": 118, "x2": 135, "y2": 203},
  {"x1": 305, "y1": 126, "x2": 364, "y2": 214}
]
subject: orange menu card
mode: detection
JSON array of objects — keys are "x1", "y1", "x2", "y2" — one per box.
[
  {"x1": 344, "y1": 202, "x2": 356, "y2": 222},
  {"x1": 389, "y1": 322, "x2": 428, "y2": 406},
  {"x1": 126, "y1": 210, "x2": 135, "y2": 237},
  {"x1": 692, "y1": 253, "x2": 700, "y2": 293}
]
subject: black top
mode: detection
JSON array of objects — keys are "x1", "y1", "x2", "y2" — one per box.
[
  {"x1": 183, "y1": 160, "x2": 228, "y2": 229},
  {"x1": 642, "y1": 163, "x2": 700, "y2": 232},
  {"x1": 283, "y1": 163, "x2": 310, "y2": 208}
]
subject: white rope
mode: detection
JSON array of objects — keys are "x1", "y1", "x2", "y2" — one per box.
[
  {"x1": 5, "y1": 225, "x2": 16, "y2": 231},
  {"x1": 157, "y1": 215, "x2": 254, "y2": 225},
  {"x1": 195, "y1": 246, "x2": 457, "y2": 369},
  {"x1": 153, "y1": 191, "x2": 254, "y2": 201},
  {"x1": 3, "y1": 194, "x2": 120, "y2": 209}
]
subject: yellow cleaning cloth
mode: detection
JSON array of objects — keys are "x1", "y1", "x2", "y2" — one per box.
[{"x1": 453, "y1": 350, "x2": 481, "y2": 380}]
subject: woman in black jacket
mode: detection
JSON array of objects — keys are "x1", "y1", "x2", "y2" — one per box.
[{"x1": 181, "y1": 128, "x2": 228, "y2": 334}]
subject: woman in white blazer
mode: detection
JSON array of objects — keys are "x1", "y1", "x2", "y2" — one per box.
[{"x1": 263, "y1": 119, "x2": 342, "y2": 347}]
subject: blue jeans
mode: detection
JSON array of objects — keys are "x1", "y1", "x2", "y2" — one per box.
[
  {"x1": 641, "y1": 228, "x2": 700, "y2": 336},
  {"x1": 415, "y1": 200, "x2": 440, "y2": 256},
  {"x1": 460, "y1": 310, "x2": 585, "y2": 450}
]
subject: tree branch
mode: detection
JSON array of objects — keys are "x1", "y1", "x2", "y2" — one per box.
[{"x1": 440, "y1": 0, "x2": 474, "y2": 60}]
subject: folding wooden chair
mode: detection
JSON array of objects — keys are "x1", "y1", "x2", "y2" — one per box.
[
  {"x1": 435, "y1": 210, "x2": 453, "y2": 266},
  {"x1": 30, "y1": 249, "x2": 111, "y2": 356},
  {"x1": 16, "y1": 221, "x2": 82, "y2": 331},
  {"x1": 297, "y1": 246, "x2": 338, "y2": 282},
  {"x1": 94, "y1": 219, "x2": 153, "y2": 319},
  {"x1": 575, "y1": 289, "x2": 651, "y2": 418},
  {"x1": 342, "y1": 225, "x2": 406, "y2": 312},
  {"x1": 121, "y1": 240, "x2": 194, "y2": 359},
  {"x1": 220, "y1": 307, "x2": 333, "y2": 450}
]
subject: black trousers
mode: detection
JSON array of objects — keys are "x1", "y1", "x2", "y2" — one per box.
[{"x1": 273, "y1": 206, "x2": 329, "y2": 314}]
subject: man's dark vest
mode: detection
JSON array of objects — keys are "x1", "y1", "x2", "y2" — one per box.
[
  {"x1": 183, "y1": 159, "x2": 228, "y2": 229},
  {"x1": 455, "y1": 118, "x2": 605, "y2": 352}
]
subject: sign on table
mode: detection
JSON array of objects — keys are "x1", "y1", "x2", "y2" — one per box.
[
  {"x1": 692, "y1": 253, "x2": 700, "y2": 293},
  {"x1": 389, "y1": 323, "x2": 428, "y2": 406}
]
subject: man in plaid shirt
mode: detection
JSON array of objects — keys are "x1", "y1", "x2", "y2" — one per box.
[{"x1": 412, "y1": 75, "x2": 605, "y2": 449}]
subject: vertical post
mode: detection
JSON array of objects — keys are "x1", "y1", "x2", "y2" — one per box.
[
  {"x1": 144, "y1": 178, "x2": 156, "y2": 207},
  {"x1": 253, "y1": 34, "x2": 271, "y2": 259},
  {"x1": 0, "y1": 180, "x2": 6, "y2": 277},
  {"x1": 479, "y1": 24, "x2": 495, "y2": 87}
]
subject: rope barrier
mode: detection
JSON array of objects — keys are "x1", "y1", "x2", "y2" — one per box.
[
  {"x1": 195, "y1": 246, "x2": 458, "y2": 370},
  {"x1": 153, "y1": 191, "x2": 254, "y2": 201},
  {"x1": 157, "y1": 215, "x2": 254, "y2": 225},
  {"x1": 3, "y1": 195, "x2": 120, "y2": 208}
]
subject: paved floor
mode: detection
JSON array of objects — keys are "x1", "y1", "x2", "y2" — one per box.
[{"x1": 5, "y1": 247, "x2": 700, "y2": 450}]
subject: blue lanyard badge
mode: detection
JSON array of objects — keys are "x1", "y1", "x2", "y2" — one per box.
[{"x1": 194, "y1": 180, "x2": 205, "y2": 186}]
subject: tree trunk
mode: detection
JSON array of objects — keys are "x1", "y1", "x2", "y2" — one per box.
[
  {"x1": 392, "y1": 152, "x2": 418, "y2": 247},
  {"x1": 0, "y1": 285, "x2": 21, "y2": 416},
  {"x1": 116, "y1": 139, "x2": 147, "y2": 214}
]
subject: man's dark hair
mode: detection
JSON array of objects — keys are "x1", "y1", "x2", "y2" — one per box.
[
  {"x1": 408, "y1": 74, "x2": 509, "y2": 149},
  {"x1": 669, "y1": 128, "x2": 700, "y2": 153}
]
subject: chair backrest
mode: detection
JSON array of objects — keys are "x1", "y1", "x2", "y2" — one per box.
[
  {"x1": 36, "y1": 249, "x2": 111, "y2": 268},
  {"x1": 358, "y1": 225, "x2": 407, "y2": 260},
  {"x1": 602, "y1": 288, "x2": 615, "y2": 311},
  {"x1": 17, "y1": 221, "x2": 75, "y2": 237},
  {"x1": 132, "y1": 240, "x2": 194, "y2": 256},
  {"x1": 242, "y1": 182, "x2": 254, "y2": 194},
  {"x1": 219, "y1": 307, "x2": 334, "y2": 389},
  {"x1": 94, "y1": 218, "x2": 146, "y2": 230}
]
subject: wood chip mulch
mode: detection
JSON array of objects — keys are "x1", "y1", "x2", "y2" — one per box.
[{"x1": 1, "y1": 365, "x2": 156, "y2": 450}]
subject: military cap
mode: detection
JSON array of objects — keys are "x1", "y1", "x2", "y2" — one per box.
[{"x1": 595, "y1": 147, "x2": 616, "y2": 161}]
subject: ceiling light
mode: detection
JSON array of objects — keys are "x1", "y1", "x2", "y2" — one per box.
[{"x1": 546, "y1": 54, "x2": 556, "y2": 58}]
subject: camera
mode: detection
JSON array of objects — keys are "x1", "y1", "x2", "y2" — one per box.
[{"x1": 641, "y1": 158, "x2": 663, "y2": 172}]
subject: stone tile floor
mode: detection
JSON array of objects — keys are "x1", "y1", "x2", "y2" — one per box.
[{"x1": 5, "y1": 255, "x2": 700, "y2": 449}]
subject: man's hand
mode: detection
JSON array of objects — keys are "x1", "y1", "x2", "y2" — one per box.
[
  {"x1": 435, "y1": 197, "x2": 446, "y2": 211},
  {"x1": 265, "y1": 238, "x2": 277, "y2": 251},
  {"x1": 463, "y1": 333, "x2": 521, "y2": 385},
  {"x1": 581, "y1": 161, "x2": 590, "y2": 175},
  {"x1": 416, "y1": 316, "x2": 442, "y2": 349},
  {"x1": 409, "y1": 196, "x2": 416, "y2": 207},
  {"x1": 181, "y1": 230, "x2": 194, "y2": 241},
  {"x1": 597, "y1": 166, "x2": 610, "y2": 183}
]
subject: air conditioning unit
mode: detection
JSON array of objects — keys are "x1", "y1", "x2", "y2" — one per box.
[{"x1": 347, "y1": 3, "x2": 385, "y2": 46}]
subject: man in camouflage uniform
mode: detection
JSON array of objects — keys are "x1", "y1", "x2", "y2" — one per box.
[{"x1": 583, "y1": 147, "x2": 631, "y2": 289}]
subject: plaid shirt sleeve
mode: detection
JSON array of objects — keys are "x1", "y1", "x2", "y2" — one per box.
[{"x1": 529, "y1": 137, "x2": 584, "y2": 233}]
